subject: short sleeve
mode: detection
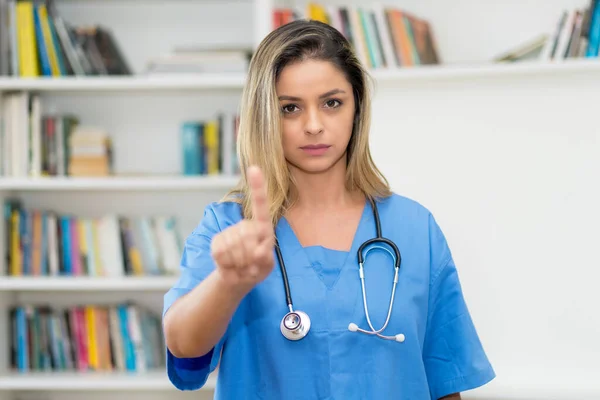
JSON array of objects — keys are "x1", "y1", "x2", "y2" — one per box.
[
  {"x1": 163, "y1": 204, "x2": 226, "y2": 391},
  {"x1": 423, "y1": 215, "x2": 496, "y2": 399}
]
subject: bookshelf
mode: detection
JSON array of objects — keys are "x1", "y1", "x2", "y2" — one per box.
[
  {"x1": 0, "y1": 58, "x2": 599, "y2": 93},
  {"x1": 370, "y1": 57, "x2": 600, "y2": 81},
  {"x1": 0, "y1": 370, "x2": 218, "y2": 391},
  {"x1": 0, "y1": 276, "x2": 178, "y2": 291},
  {"x1": 0, "y1": 0, "x2": 599, "y2": 399},
  {"x1": 0, "y1": 74, "x2": 248, "y2": 91},
  {"x1": 0, "y1": 175, "x2": 241, "y2": 191}
]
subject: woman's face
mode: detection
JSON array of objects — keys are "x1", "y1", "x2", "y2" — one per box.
[{"x1": 276, "y1": 59, "x2": 356, "y2": 175}]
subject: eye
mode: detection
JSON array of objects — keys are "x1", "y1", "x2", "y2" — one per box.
[
  {"x1": 282, "y1": 104, "x2": 299, "y2": 114},
  {"x1": 324, "y1": 99, "x2": 342, "y2": 108}
]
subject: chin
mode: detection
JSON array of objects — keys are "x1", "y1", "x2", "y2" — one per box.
[
  {"x1": 288, "y1": 155, "x2": 346, "y2": 174},
  {"x1": 300, "y1": 164, "x2": 335, "y2": 174}
]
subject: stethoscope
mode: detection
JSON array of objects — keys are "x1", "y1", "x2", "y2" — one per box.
[{"x1": 276, "y1": 199, "x2": 406, "y2": 343}]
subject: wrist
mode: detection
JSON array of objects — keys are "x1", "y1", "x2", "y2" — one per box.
[{"x1": 213, "y1": 268, "x2": 254, "y2": 299}]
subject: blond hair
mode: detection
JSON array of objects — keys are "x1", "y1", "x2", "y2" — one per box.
[{"x1": 223, "y1": 20, "x2": 391, "y2": 226}]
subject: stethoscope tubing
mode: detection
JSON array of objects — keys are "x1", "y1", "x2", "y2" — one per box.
[{"x1": 275, "y1": 198, "x2": 403, "y2": 342}]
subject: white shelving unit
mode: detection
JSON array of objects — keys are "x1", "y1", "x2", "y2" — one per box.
[
  {"x1": 0, "y1": 175, "x2": 241, "y2": 191},
  {"x1": 0, "y1": 370, "x2": 218, "y2": 391},
  {"x1": 0, "y1": 276, "x2": 178, "y2": 292},
  {"x1": 0, "y1": 1, "x2": 256, "y2": 399},
  {"x1": 1, "y1": 0, "x2": 599, "y2": 399},
  {"x1": 370, "y1": 57, "x2": 600, "y2": 81},
  {"x1": 0, "y1": 74, "x2": 247, "y2": 92},
  {"x1": 0, "y1": 57, "x2": 598, "y2": 92}
]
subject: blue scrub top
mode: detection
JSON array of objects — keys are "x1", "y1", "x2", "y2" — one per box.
[{"x1": 163, "y1": 193, "x2": 495, "y2": 399}]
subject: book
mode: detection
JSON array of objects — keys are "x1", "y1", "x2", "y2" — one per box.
[
  {"x1": 9, "y1": 302, "x2": 165, "y2": 373},
  {"x1": 272, "y1": 2, "x2": 441, "y2": 69},
  {"x1": 0, "y1": 0, "x2": 132, "y2": 77},
  {"x1": 3, "y1": 199, "x2": 183, "y2": 278}
]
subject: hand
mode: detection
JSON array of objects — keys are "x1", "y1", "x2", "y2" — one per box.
[{"x1": 211, "y1": 165, "x2": 275, "y2": 292}]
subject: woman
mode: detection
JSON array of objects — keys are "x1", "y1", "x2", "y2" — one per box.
[{"x1": 163, "y1": 19, "x2": 495, "y2": 399}]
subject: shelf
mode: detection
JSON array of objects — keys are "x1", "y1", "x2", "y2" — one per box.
[
  {"x1": 369, "y1": 58, "x2": 600, "y2": 82},
  {"x1": 0, "y1": 59, "x2": 598, "y2": 93},
  {"x1": 0, "y1": 276, "x2": 178, "y2": 291},
  {"x1": 0, "y1": 370, "x2": 217, "y2": 391},
  {"x1": 0, "y1": 74, "x2": 246, "y2": 92},
  {"x1": 0, "y1": 175, "x2": 240, "y2": 191}
]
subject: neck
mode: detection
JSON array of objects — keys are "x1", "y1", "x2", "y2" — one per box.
[{"x1": 288, "y1": 159, "x2": 362, "y2": 211}]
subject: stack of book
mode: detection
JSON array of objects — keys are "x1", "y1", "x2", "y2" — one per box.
[
  {"x1": 145, "y1": 45, "x2": 252, "y2": 75},
  {"x1": 68, "y1": 127, "x2": 113, "y2": 177},
  {"x1": 4, "y1": 199, "x2": 183, "y2": 278},
  {"x1": 0, "y1": 0, "x2": 131, "y2": 77},
  {"x1": 272, "y1": 2, "x2": 440, "y2": 69},
  {"x1": 494, "y1": 0, "x2": 600, "y2": 62},
  {"x1": 9, "y1": 302, "x2": 165, "y2": 373},
  {"x1": 181, "y1": 111, "x2": 240, "y2": 176},
  {"x1": 0, "y1": 92, "x2": 117, "y2": 179},
  {"x1": 0, "y1": 92, "x2": 82, "y2": 178}
]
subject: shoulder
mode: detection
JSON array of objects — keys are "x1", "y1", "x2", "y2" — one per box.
[
  {"x1": 376, "y1": 192, "x2": 431, "y2": 217},
  {"x1": 376, "y1": 192, "x2": 452, "y2": 277},
  {"x1": 376, "y1": 192, "x2": 439, "y2": 230},
  {"x1": 191, "y1": 200, "x2": 244, "y2": 236}
]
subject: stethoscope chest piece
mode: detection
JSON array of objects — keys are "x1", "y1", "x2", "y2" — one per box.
[
  {"x1": 275, "y1": 200, "x2": 402, "y2": 343},
  {"x1": 280, "y1": 310, "x2": 311, "y2": 341}
]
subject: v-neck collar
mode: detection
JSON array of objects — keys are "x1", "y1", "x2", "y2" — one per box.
[{"x1": 274, "y1": 200, "x2": 374, "y2": 289}]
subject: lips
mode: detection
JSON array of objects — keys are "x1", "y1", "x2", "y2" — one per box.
[
  {"x1": 300, "y1": 144, "x2": 330, "y2": 149},
  {"x1": 300, "y1": 144, "x2": 331, "y2": 156}
]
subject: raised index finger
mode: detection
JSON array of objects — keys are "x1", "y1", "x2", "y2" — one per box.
[{"x1": 247, "y1": 165, "x2": 269, "y2": 223}]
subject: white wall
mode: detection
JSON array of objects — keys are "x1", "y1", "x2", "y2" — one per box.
[{"x1": 369, "y1": 72, "x2": 600, "y2": 400}]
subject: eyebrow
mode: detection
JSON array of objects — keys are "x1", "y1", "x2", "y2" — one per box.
[{"x1": 278, "y1": 89, "x2": 346, "y2": 101}]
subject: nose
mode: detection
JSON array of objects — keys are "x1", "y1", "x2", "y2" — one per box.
[{"x1": 304, "y1": 107, "x2": 324, "y2": 135}]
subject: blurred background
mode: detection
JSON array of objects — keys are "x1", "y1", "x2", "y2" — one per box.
[{"x1": 0, "y1": 0, "x2": 599, "y2": 399}]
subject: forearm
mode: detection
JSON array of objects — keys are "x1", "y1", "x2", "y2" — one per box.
[{"x1": 163, "y1": 269, "x2": 250, "y2": 358}]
